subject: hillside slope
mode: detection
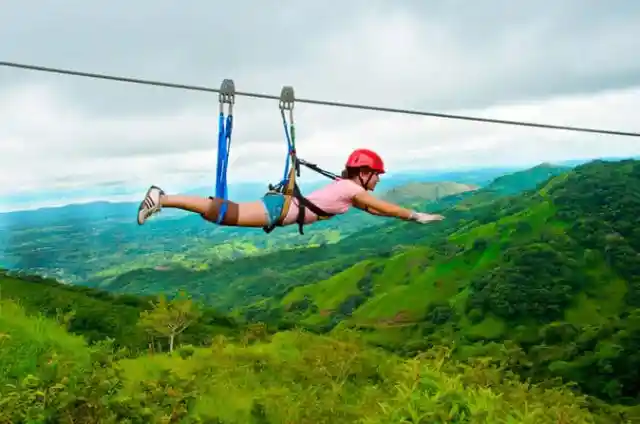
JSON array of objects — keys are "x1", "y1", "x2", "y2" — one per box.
[
  {"x1": 99, "y1": 163, "x2": 570, "y2": 314},
  {"x1": 0, "y1": 179, "x2": 477, "y2": 287},
  {"x1": 236, "y1": 163, "x2": 571, "y2": 317},
  {"x1": 274, "y1": 159, "x2": 640, "y2": 404},
  {"x1": 380, "y1": 181, "x2": 478, "y2": 205},
  {"x1": 0, "y1": 291, "x2": 627, "y2": 423},
  {"x1": 0, "y1": 270, "x2": 239, "y2": 353}
]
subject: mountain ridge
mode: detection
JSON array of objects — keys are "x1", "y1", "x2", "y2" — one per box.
[
  {"x1": 3, "y1": 158, "x2": 640, "y2": 417},
  {"x1": 0, "y1": 166, "x2": 514, "y2": 218},
  {"x1": 266, "y1": 158, "x2": 640, "y2": 404},
  {"x1": 2, "y1": 272, "x2": 626, "y2": 422},
  {"x1": 0, "y1": 178, "x2": 480, "y2": 287},
  {"x1": 97, "y1": 162, "x2": 572, "y2": 314}
]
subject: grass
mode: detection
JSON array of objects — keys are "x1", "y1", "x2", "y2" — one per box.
[
  {"x1": 114, "y1": 329, "x2": 608, "y2": 423},
  {"x1": 371, "y1": 247, "x2": 432, "y2": 294},
  {"x1": 464, "y1": 313, "x2": 507, "y2": 341},
  {"x1": 0, "y1": 300, "x2": 91, "y2": 385},
  {"x1": 281, "y1": 260, "x2": 373, "y2": 323},
  {"x1": 350, "y1": 245, "x2": 491, "y2": 324},
  {"x1": 564, "y1": 252, "x2": 628, "y2": 326},
  {"x1": 3, "y1": 297, "x2": 622, "y2": 423}
]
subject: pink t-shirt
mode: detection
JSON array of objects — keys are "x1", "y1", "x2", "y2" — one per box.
[{"x1": 282, "y1": 178, "x2": 366, "y2": 225}]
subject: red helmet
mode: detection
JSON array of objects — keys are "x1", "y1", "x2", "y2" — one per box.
[{"x1": 345, "y1": 148, "x2": 385, "y2": 174}]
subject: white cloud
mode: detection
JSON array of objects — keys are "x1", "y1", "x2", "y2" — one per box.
[
  {"x1": 2, "y1": 81, "x2": 639, "y2": 203},
  {"x1": 1, "y1": 1, "x2": 640, "y2": 212}
]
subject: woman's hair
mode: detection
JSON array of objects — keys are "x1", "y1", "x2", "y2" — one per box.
[
  {"x1": 341, "y1": 167, "x2": 357, "y2": 179},
  {"x1": 340, "y1": 166, "x2": 373, "y2": 179}
]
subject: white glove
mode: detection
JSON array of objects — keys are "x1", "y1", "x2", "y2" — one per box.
[{"x1": 408, "y1": 211, "x2": 445, "y2": 224}]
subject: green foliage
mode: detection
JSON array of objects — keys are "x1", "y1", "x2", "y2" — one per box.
[
  {"x1": 138, "y1": 292, "x2": 202, "y2": 352},
  {"x1": 0, "y1": 317, "x2": 198, "y2": 423},
  {"x1": 468, "y1": 240, "x2": 585, "y2": 321},
  {"x1": 244, "y1": 159, "x2": 640, "y2": 407},
  {"x1": 1, "y1": 301, "x2": 629, "y2": 423},
  {"x1": 5, "y1": 159, "x2": 640, "y2": 419},
  {"x1": 0, "y1": 299, "x2": 92, "y2": 385},
  {"x1": 0, "y1": 271, "x2": 238, "y2": 354},
  {"x1": 548, "y1": 159, "x2": 640, "y2": 307}
]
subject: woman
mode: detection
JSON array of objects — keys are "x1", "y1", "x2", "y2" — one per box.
[{"x1": 136, "y1": 148, "x2": 445, "y2": 228}]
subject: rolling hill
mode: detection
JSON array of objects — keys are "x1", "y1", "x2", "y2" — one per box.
[
  {"x1": 268, "y1": 159, "x2": 640, "y2": 405},
  {"x1": 0, "y1": 269, "x2": 239, "y2": 352},
  {"x1": 0, "y1": 177, "x2": 484, "y2": 289},
  {"x1": 379, "y1": 181, "x2": 478, "y2": 205},
  {"x1": 3, "y1": 159, "x2": 640, "y2": 420},
  {"x1": 0, "y1": 271, "x2": 631, "y2": 423},
  {"x1": 96, "y1": 163, "x2": 571, "y2": 313}
]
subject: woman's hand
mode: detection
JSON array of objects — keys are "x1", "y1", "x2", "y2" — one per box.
[{"x1": 408, "y1": 211, "x2": 445, "y2": 224}]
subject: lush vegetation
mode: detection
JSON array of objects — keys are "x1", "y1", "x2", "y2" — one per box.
[
  {"x1": 87, "y1": 163, "x2": 570, "y2": 312},
  {"x1": 0, "y1": 271, "x2": 239, "y2": 354},
  {"x1": 0, "y1": 180, "x2": 477, "y2": 287},
  {"x1": 0, "y1": 287, "x2": 630, "y2": 423},
  {"x1": 4, "y1": 159, "x2": 640, "y2": 422},
  {"x1": 258, "y1": 159, "x2": 640, "y2": 409}
]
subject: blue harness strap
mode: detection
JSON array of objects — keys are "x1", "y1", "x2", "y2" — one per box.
[{"x1": 215, "y1": 79, "x2": 235, "y2": 224}]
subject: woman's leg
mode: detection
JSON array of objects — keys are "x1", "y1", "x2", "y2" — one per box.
[{"x1": 136, "y1": 185, "x2": 271, "y2": 227}]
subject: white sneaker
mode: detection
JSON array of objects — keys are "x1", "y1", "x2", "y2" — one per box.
[{"x1": 137, "y1": 185, "x2": 165, "y2": 225}]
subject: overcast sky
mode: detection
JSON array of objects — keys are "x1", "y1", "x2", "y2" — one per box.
[{"x1": 2, "y1": 0, "x2": 640, "y2": 211}]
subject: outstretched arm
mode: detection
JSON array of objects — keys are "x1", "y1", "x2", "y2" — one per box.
[
  {"x1": 354, "y1": 205, "x2": 387, "y2": 216},
  {"x1": 352, "y1": 191, "x2": 445, "y2": 223},
  {"x1": 352, "y1": 191, "x2": 412, "y2": 219}
]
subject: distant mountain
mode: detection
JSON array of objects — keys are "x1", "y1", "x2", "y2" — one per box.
[
  {"x1": 3, "y1": 156, "x2": 633, "y2": 218},
  {"x1": 483, "y1": 162, "x2": 571, "y2": 195},
  {"x1": 277, "y1": 161, "x2": 578, "y2": 330},
  {"x1": 380, "y1": 181, "x2": 478, "y2": 205},
  {"x1": 0, "y1": 166, "x2": 516, "y2": 222},
  {"x1": 0, "y1": 172, "x2": 479, "y2": 286},
  {"x1": 97, "y1": 162, "x2": 572, "y2": 311},
  {"x1": 556, "y1": 155, "x2": 640, "y2": 168}
]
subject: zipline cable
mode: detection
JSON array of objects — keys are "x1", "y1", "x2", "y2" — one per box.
[{"x1": 1, "y1": 60, "x2": 640, "y2": 138}]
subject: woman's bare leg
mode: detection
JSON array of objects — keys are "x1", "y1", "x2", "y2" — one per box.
[
  {"x1": 159, "y1": 194, "x2": 214, "y2": 215},
  {"x1": 161, "y1": 194, "x2": 270, "y2": 227},
  {"x1": 136, "y1": 185, "x2": 271, "y2": 227}
]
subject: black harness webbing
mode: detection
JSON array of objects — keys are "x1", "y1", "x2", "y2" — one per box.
[{"x1": 262, "y1": 157, "x2": 339, "y2": 235}]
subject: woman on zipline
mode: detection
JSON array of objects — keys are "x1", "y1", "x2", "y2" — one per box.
[{"x1": 136, "y1": 149, "x2": 445, "y2": 229}]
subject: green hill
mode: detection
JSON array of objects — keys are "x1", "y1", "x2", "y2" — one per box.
[
  {"x1": 380, "y1": 181, "x2": 478, "y2": 205},
  {"x1": 484, "y1": 162, "x2": 570, "y2": 195},
  {"x1": 0, "y1": 270, "x2": 239, "y2": 353},
  {"x1": 272, "y1": 159, "x2": 640, "y2": 405},
  {"x1": 0, "y1": 274, "x2": 629, "y2": 423},
  {"x1": 3, "y1": 160, "x2": 640, "y2": 421},
  {"x1": 100, "y1": 163, "x2": 569, "y2": 313},
  {"x1": 434, "y1": 162, "x2": 571, "y2": 211},
  {"x1": 0, "y1": 179, "x2": 476, "y2": 289}
]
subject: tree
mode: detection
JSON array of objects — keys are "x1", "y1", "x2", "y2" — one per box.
[{"x1": 138, "y1": 293, "x2": 201, "y2": 352}]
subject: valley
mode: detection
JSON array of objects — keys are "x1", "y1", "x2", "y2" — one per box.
[{"x1": 2, "y1": 159, "x2": 640, "y2": 422}]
